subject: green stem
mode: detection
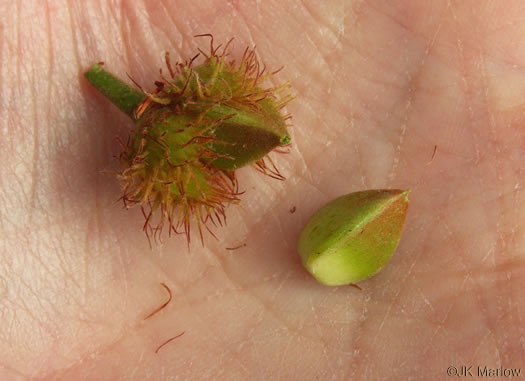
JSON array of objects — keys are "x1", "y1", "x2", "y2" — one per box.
[{"x1": 84, "y1": 63, "x2": 146, "y2": 118}]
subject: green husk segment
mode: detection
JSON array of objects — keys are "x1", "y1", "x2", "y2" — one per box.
[
  {"x1": 84, "y1": 38, "x2": 293, "y2": 241},
  {"x1": 298, "y1": 190, "x2": 410, "y2": 286},
  {"x1": 147, "y1": 52, "x2": 292, "y2": 170}
]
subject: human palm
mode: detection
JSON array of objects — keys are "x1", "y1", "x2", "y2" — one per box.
[{"x1": 1, "y1": 1, "x2": 524, "y2": 380}]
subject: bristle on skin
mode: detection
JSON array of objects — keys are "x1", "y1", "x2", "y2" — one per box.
[{"x1": 118, "y1": 34, "x2": 293, "y2": 246}]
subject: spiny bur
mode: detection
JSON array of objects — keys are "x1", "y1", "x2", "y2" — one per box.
[{"x1": 85, "y1": 35, "x2": 293, "y2": 245}]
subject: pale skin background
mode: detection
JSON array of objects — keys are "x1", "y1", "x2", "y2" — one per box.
[{"x1": 0, "y1": 0, "x2": 524, "y2": 380}]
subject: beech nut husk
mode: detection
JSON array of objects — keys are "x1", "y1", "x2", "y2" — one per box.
[{"x1": 84, "y1": 36, "x2": 293, "y2": 243}]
